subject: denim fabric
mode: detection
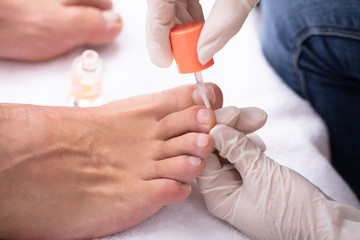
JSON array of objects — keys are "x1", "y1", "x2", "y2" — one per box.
[{"x1": 260, "y1": 0, "x2": 360, "y2": 197}]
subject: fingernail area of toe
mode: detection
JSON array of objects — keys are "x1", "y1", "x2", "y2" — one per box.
[
  {"x1": 205, "y1": 85, "x2": 216, "y2": 106},
  {"x1": 189, "y1": 156, "x2": 202, "y2": 166},
  {"x1": 197, "y1": 134, "x2": 209, "y2": 148},
  {"x1": 197, "y1": 108, "x2": 209, "y2": 124},
  {"x1": 192, "y1": 86, "x2": 216, "y2": 107},
  {"x1": 103, "y1": 11, "x2": 122, "y2": 24},
  {"x1": 181, "y1": 182, "x2": 191, "y2": 192}
]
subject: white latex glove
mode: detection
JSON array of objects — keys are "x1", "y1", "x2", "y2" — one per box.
[
  {"x1": 146, "y1": 0, "x2": 259, "y2": 68},
  {"x1": 198, "y1": 106, "x2": 360, "y2": 240}
]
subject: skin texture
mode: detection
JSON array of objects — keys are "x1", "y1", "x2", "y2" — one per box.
[
  {"x1": 0, "y1": 0, "x2": 122, "y2": 61},
  {"x1": 0, "y1": 84, "x2": 223, "y2": 239}
]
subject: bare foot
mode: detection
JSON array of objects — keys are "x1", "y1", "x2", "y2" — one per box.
[
  {"x1": 0, "y1": 0, "x2": 122, "y2": 61},
  {"x1": 0, "y1": 84, "x2": 223, "y2": 239}
]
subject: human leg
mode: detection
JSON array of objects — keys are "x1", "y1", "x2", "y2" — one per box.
[
  {"x1": 0, "y1": 83, "x2": 222, "y2": 239},
  {"x1": 0, "y1": 0, "x2": 122, "y2": 61},
  {"x1": 261, "y1": 0, "x2": 360, "y2": 197}
]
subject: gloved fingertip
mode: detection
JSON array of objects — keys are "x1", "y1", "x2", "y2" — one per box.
[
  {"x1": 215, "y1": 106, "x2": 240, "y2": 127},
  {"x1": 150, "y1": 54, "x2": 174, "y2": 68},
  {"x1": 235, "y1": 107, "x2": 268, "y2": 133},
  {"x1": 145, "y1": 30, "x2": 174, "y2": 68},
  {"x1": 249, "y1": 107, "x2": 268, "y2": 122},
  {"x1": 198, "y1": 47, "x2": 213, "y2": 66}
]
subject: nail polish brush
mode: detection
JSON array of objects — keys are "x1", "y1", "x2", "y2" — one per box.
[{"x1": 170, "y1": 22, "x2": 214, "y2": 108}]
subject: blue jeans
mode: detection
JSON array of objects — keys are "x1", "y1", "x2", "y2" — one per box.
[{"x1": 260, "y1": 0, "x2": 360, "y2": 197}]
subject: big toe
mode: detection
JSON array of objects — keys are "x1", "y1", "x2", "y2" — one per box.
[
  {"x1": 63, "y1": 0, "x2": 113, "y2": 10},
  {"x1": 67, "y1": 7, "x2": 122, "y2": 46}
]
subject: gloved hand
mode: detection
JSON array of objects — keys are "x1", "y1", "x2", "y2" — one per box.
[
  {"x1": 198, "y1": 106, "x2": 360, "y2": 240},
  {"x1": 146, "y1": 0, "x2": 259, "y2": 68}
]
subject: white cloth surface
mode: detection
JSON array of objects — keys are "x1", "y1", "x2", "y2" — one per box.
[{"x1": 0, "y1": 1, "x2": 358, "y2": 239}]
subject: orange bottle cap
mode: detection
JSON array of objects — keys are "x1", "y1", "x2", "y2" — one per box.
[{"x1": 170, "y1": 22, "x2": 214, "y2": 74}]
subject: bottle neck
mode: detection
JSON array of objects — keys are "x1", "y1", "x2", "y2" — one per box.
[{"x1": 81, "y1": 50, "x2": 100, "y2": 72}]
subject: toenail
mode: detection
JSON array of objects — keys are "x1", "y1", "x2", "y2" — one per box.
[
  {"x1": 197, "y1": 134, "x2": 209, "y2": 148},
  {"x1": 197, "y1": 108, "x2": 209, "y2": 124},
  {"x1": 181, "y1": 182, "x2": 191, "y2": 192},
  {"x1": 189, "y1": 156, "x2": 202, "y2": 166},
  {"x1": 103, "y1": 11, "x2": 122, "y2": 24},
  {"x1": 192, "y1": 85, "x2": 216, "y2": 107},
  {"x1": 205, "y1": 85, "x2": 216, "y2": 105}
]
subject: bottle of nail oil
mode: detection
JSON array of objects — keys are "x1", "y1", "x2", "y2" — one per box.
[{"x1": 70, "y1": 49, "x2": 104, "y2": 107}]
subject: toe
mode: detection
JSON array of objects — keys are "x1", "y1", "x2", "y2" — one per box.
[
  {"x1": 156, "y1": 106, "x2": 216, "y2": 140},
  {"x1": 155, "y1": 133, "x2": 213, "y2": 160},
  {"x1": 63, "y1": 0, "x2": 113, "y2": 10},
  {"x1": 146, "y1": 179, "x2": 191, "y2": 206},
  {"x1": 152, "y1": 83, "x2": 223, "y2": 118},
  {"x1": 192, "y1": 83, "x2": 223, "y2": 110},
  {"x1": 66, "y1": 7, "x2": 122, "y2": 46},
  {"x1": 144, "y1": 155, "x2": 204, "y2": 183},
  {"x1": 102, "y1": 84, "x2": 222, "y2": 121}
]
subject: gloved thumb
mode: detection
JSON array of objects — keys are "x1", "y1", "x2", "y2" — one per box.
[
  {"x1": 210, "y1": 124, "x2": 262, "y2": 176},
  {"x1": 215, "y1": 106, "x2": 267, "y2": 134},
  {"x1": 197, "y1": 0, "x2": 258, "y2": 64},
  {"x1": 215, "y1": 106, "x2": 267, "y2": 151}
]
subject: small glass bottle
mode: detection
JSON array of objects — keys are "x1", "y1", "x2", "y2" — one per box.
[{"x1": 70, "y1": 49, "x2": 105, "y2": 107}]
